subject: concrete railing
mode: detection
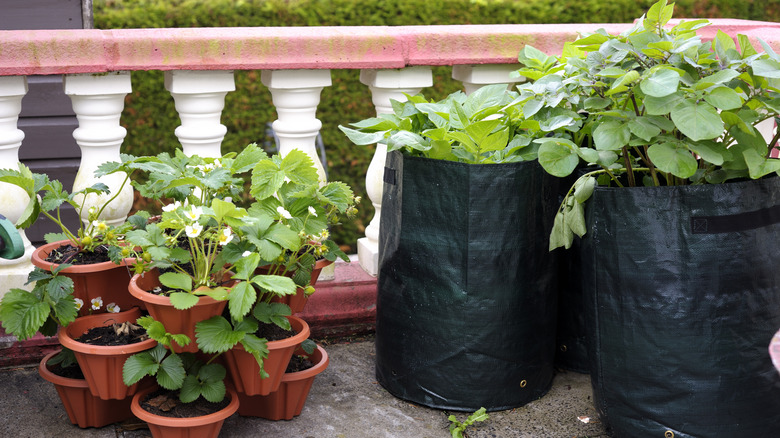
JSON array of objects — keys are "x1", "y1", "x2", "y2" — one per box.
[{"x1": 1, "y1": 20, "x2": 780, "y2": 292}]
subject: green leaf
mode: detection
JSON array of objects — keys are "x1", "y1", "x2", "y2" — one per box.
[
  {"x1": 593, "y1": 121, "x2": 631, "y2": 151},
  {"x1": 280, "y1": 149, "x2": 320, "y2": 186},
  {"x1": 628, "y1": 117, "x2": 662, "y2": 141},
  {"x1": 647, "y1": 143, "x2": 699, "y2": 178},
  {"x1": 689, "y1": 142, "x2": 726, "y2": 166},
  {"x1": 0, "y1": 289, "x2": 50, "y2": 340},
  {"x1": 250, "y1": 274, "x2": 297, "y2": 296},
  {"x1": 159, "y1": 272, "x2": 192, "y2": 293},
  {"x1": 565, "y1": 202, "x2": 587, "y2": 237},
  {"x1": 670, "y1": 101, "x2": 724, "y2": 141},
  {"x1": 319, "y1": 181, "x2": 354, "y2": 212},
  {"x1": 231, "y1": 253, "x2": 260, "y2": 281},
  {"x1": 752, "y1": 58, "x2": 780, "y2": 79},
  {"x1": 250, "y1": 160, "x2": 285, "y2": 200},
  {"x1": 573, "y1": 176, "x2": 596, "y2": 203},
  {"x1": 549, "y1": 212, "x2": 573, "y2": 251},
  {"x1": 253, "y1": 302, "x2": 291, "y2": 330},
  {"x1": 702, "y1": 87, "x2": 742, "y2": 111},
  {"x1": 169, "y1": 292, "x2": 200, "y2": 310},
  {"x1": 123, "y1": 351, "x2": 159, "y2": 386},
  {"x1": 695, "y1": 69, "x2": 741, "y2": 90},
  {"x1": 232, "y1": 143, "x2": 268, "y2": 173},
  {"x1": 228, "y1": 282, "x2": 256, "y2": 321},
  {"x1": 195, "y1": 316, "x2": 245, "y2": 354},
  {"x1": 640, "y1": 68, "x2": 680, "y2": 97},
  {"x1": 644, "y1": 92, "x2": 683, "y2": 115},
  {"x1": 157, "y1": 353, "x2": 186, "y2": 390},
  {"x1": 743, "y1": 149, "x2": 780, "y2": 179},
  {"x1": 179, "y1": 375, "x2": 202, "y2": 403},
  {"x1": 537, "y1": 139, "x2": 580, "y2": 177}
]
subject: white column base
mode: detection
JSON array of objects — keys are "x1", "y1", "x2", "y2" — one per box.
[
  {"x1": 357, "y1": 237, "x2": 379, "y2": 277},
  {"x1": 0, "y1": 231, "x2": 35, "y2": 299}
]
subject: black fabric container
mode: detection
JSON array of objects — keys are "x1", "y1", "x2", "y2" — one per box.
[
  {"x1": 375, "y1": 151, "x2": 558, "y2": 411},
  {"x1": 581, "y1": 176, "x2": 780, "y2": 438}
]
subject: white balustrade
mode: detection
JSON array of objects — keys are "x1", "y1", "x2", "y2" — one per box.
[
  {"x1": 452, "y1": 64, "x2": 524, "y2": 94},
  {"x1": 261, "y1": 70, "x2": 331, "y2": 183},
  {"x1": 357, "y1": 67, "x2": 433, "y2": 276},
  {"x1": 65, "y1": 72, "x2": 134, "y2": 227},
  {"x1": 0, "y1": 76, "x2": 33, "y2": 297},
  {"x1": 165, "y1": 70, "x2": 236, "y2": 158}
]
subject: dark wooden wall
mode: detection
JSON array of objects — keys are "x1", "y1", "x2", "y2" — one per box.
[{"x1": 1, "y1": 0, "x2": 90, "y2": 244}]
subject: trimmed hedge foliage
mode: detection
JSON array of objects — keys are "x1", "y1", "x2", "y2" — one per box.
[{"x1": 94, "y1": 0, "x2": 780, "y2": 251}]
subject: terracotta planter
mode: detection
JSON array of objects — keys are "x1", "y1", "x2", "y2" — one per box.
[
  {"x1": 237, "y1": 344, "x2": 328, "y2": 420},
  {"x1": 128, "y1": 269, "x2": 229, "y2": 353},
  {"x1": 38, "y1": 350, "x2": 134, "y2": 428},
  {"x1": 267, "y1": 259, "x2": 333, "y2": 313},
  {"x1": 32, "y1": 240, "x2": 142, "y2": 315},
  {"x1": 131, "y1": 386, "x2": 239, "y2": 438},
  {"x1": 223, "y1": 315, "x2": 310, "y2": 396},
  {"x1": 58, "y1": 307, "x2": 157, "y2": 400}
]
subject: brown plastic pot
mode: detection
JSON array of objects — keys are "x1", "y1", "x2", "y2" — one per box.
[
  {"x1": 223, "y1": 315, "x2": 310, "y2": 396},
  {"x1": 131, "y1": 386, "x2": 239, "y2": 438},
  {"x1": 38, "y1": 350, "x2": 134, "y2": 428},
  {"x1": 58, "y1": 307, "x2": 157, "y2": 400},
  {"x1": 128, "y1": 269, "x2": 230, "y2": 353},
  {"x1": 237, "y1": 344, "x2": 329, "y2": 420},
  {"x1": 32, "y1": 240, "x2": 143, "y2": 316}
]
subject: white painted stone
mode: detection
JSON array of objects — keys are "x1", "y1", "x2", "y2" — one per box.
[
  {"x1": 65, "y1": 72, "x2": 134, "y2": 227},
  {"x1": 452, "y1": 64, "x2": 524, "y2": 94},
  {"x1": 357, "y1": 67, "x2": 432, "y2": 276},
  {"x1": 261, "y1": 70, "x2": 332, "y2": 183},
  {"x1": 0, "y1": 76, "x2": 34, "y2": 297},
  {"x1": 165, "y1": 70, "x2": 236, "y2": 158}
]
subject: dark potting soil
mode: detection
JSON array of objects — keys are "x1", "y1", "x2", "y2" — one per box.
[
  {"x1": 286, "y1": 354, "x2": 314, "y2": 373},
  {"x1": 76, "y1": 321, "x2": 149, "y2": 346},
  {"x1": 45, "y1": 243, "x2": 112, "y2": 265},
  {"x1": 48, "y1": 362, "x2": 85, "y2": 380},
  {"x1": 141, "y1": 388, "x2": 230, "y2": 418},
  {"x1": 256, "y1": 321, "x2": 294, "y2": 341}
]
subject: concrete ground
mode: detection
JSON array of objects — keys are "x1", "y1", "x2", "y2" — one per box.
[{"x1": 0, "y1": 337, "x2": 608, "y2": 438}]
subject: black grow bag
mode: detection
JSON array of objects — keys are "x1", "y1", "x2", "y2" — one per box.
[
  {"x1": 581, "y1": 176, "x2": 780, "y2": 438},
  {"x1": 375, "y1": 151, "x2": 558, "y2": 411}
]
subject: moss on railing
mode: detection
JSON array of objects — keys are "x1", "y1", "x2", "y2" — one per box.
[{"x1": 94, "y1": 0, "x2": 778, "y2": 251}]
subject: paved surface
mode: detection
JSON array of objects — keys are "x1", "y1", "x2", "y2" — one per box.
[{"x1": 0, "y1": 337, "x2": 608, "y2": 438}]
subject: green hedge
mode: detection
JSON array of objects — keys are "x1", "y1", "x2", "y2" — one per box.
[{"x1": 94, "y1": 0, "x2": 779, "y2": 251}]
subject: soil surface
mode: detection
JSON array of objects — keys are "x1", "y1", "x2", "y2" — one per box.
[
  {"x1": 48, "y1": 362, "x2": 85, "y2": 380},
  {"x1": 141, "y1": 388, "x2": 231, "y2": 418},
  {"x1": 256, "y1": 321, "x2": 294, "y2": 341},
  {"x1": 286, "y1": 354, "x2": 314, "y2": 373},
  {"x1": 76, "y1": 321, "x2": 149, "y2": 346},
  {"x1": 45, "y1": 243, "x2": 112, "y2": 265}
]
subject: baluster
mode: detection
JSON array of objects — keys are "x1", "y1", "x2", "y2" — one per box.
[
  {"x1": 261, "y1": 70, "x2": 331, "y2": 183},
  {"x1": 452, "y1": 64, "x2": 524, "y2": 95},
  {"x1": 64, "y1": 72, "x2": 134, "y2": 227},
  {"x1": 756, "y1": 116, "x2": 779, "y2": 158},
  {"x1": 357, "y1": 67, "x2": 433, "y2": 276},
  {"x1": 165, "y1": 70, "x2": 236, "y2": 158},
  {"x1": 0, "y1": 76, "x2": 33, "y2": 296}
]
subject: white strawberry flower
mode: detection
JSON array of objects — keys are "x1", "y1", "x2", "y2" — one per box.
[
  {"x1": 308, "y1": 206, "x2": 317, "y2": 217},
  {"x1": 277, "y1": 206, "x2": 292, "y2": 220},
  {"x1": 162, "y1": 201, "x2": 182, "y2": 212},
  {"x1": 185, "y1": 223, "x2": 203, "y2": 238},
  {"x1": 91, "y1": 297, "x2": 103, "y2": 311},
  {"x1": 106, "y1": 303, "x2": 120, "y2": 313},
  {"x1": 185, "y1": 206, "x2": 203, "y2": 222},
  {"x1": 74, "y1": 298, "x2": 84, "y2": 311},
  {"x1": 218, "y1": 227, "x2": 233, "y2": 246}
]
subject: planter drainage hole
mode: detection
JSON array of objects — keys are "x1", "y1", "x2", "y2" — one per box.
[
  {"x1": 520, "y1": 380, "x2": 527, "y2": 388},
  {"x1": 665, "y1": 431, "x2": 674, "y2": 438}
]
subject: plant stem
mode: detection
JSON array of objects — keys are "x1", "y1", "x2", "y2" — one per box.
[{"x1": 621, "y1": 146, "x2": 636, "y2": 186}]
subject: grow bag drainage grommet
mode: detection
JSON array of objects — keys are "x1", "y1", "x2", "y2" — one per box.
[
  {"x1": 519, "y1": 380, "x2": 527, "y2": 388},
  {"x1": 665, "y1": 431, "x2": 674, "y2": 438}
]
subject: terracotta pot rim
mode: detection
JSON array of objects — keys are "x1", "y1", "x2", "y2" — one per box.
[
  {"x1": 128, "y1": 270, "x2": 232, "y2": 306},
  {"x1": 232, "y1": 315, "x2": 310, "y2": 352},
  {"x1": 38, "y1": 350, "x2": 89, "y2": 388},
  {"x1": 32, "y1": 240, "x2": 134, "y2": 274},
  {"x1": 131, "y1": 386, "x2": 239, "y2": 427},
  {"x1": 282, "y1": 344, "x2": 329, "y2": 382},
  {"x1": 58, "y1": 307, "x2": 157, "y2": 355}
]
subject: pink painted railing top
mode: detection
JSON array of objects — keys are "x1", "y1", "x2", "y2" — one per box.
[{"x1": 2, "y1": 19, "x2": 780, "y2": 75}]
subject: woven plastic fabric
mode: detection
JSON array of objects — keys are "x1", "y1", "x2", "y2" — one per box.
[
  {"x1": 581, "y1": 176, "x2": 780, "y2": 438},
  {"x1": 375, "y1": 151, "x2": 558, "y2": 411}
]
